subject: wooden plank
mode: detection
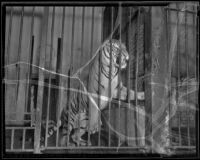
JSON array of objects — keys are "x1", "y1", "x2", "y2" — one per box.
[
  {"x1": 34, "y1": 7, "x2": 49, "y2": 153},
  {"x1": 15, "y1": 7, "x2": 25, "y2": 125},
  {"x1": 25, "y1": 7, "x2": 35, "y2": 114},
  {"x1": 5, "y1": 7, "x2": 14, "y2": 124}
]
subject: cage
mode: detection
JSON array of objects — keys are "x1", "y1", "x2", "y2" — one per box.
[{"x1": 3, "y1": 1, "x2": 199, "y2": 156}]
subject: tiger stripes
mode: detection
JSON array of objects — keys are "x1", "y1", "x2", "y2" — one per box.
[{"x1": 59, "y1": 39, "x2": 145, "y2": 146}]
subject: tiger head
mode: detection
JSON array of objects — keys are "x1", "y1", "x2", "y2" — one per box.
[{"x1": 104, "y1": 39, "x2": 129, "y2": 69}]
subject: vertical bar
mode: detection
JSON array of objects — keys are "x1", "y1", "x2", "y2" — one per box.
[
  {"x1": 117, "y1": 3, "x2": 122, "y2": 146},
  {"x1": 34, "y1": 7, "x2": 49, "y2": 153},
  {"x1": 176, "y1": 3, "x2": 181, "y2": 147},
  {"x1": 184, "y1": 3, "x2": 191, "y2": 146},
  {"x1": 166, "y1": 3, "x2": 171, "y2": 146},
  {"x1": 67, "y1": 7, "x2": 75, "y2": 146},
  {"x1": 45, "y1": 7, "x2": 55, "y2": 147},
  {"x1": 193, "y1": 3, "x2": 198, "y2": 150},
  {"x1": 178, "y1": 111, "x2": 182, "y2": 146},
  {"x1": 11, "y1": 129, "x2": 14, "y2": 150},
  {"x1": 25, "y1": 7, "x2": 35, "y2": 114},
  {"x1": 134, "y1": 8, "x2": 141, "y2": 146},
  {"x1": 30, "y1": 82, "x2": 35, "y2": 127},
  {"x1": 144, "y1": 6, "x2": 152, "y2": 151},
  {"x1": 87, "y1": 7, "x2": 94, "y2": 146},
  {"x1": 108, "y1": 7, "x2": 114, "y2": 147},
  {"x1": 167, "y1": 5, "x2": 172, "y2": 148},
  {"x1": 22, "y1": 129, "x2": 25, "y2": 150},
  {"x1": 77, "y1": 6, "x2": 85, "y2": 147},
  {"x1": 56, "y1": 7, "x2": 65, "y2": 147},
  {"x1": 56, "y1": 38, "x2": 61, "y2": 147},
  {"x1": 15, "y1": 7, "x2": 24, "y2": 104},
  {"x1": 196, "y1": 5, "x2": 199, "y2": 154},
  {"x1": 98, "y1": 6, "x2": 103, "y2": 146},
  {"x1": 126, "y1": 6, "x2": 132, "y2": 146}
]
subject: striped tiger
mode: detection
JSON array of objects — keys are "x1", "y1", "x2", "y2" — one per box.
[{"x1": 59, "y1": 39, "x2": 145, "y2": 146}]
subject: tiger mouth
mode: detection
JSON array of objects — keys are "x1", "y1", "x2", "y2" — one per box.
[{"x1": 115, "y1": 58, "x2": 127, "y2": 69}]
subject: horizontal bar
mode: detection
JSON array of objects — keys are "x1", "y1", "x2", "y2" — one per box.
[
  {"x1": 41, "y1": 147, "x2": 196, "y2": 155},
  {"x1": 42, "y1": 146, "x2": 196, "y2": 150},
  {"x1": 6, "y1": 127, "x2": 35, "y2": 129},
  {"x1": 42, "y1": 146, "x2": 147, "y2": 150},
  {"x1": 4, "y1": 2, "x2": 170, "y2": 6},
  {"x1": 6, "y1": 149, "x2": 34, "y2": 152},
  {"x1": 6, "y1": 120, "x2": 32, "y2": 122},
  {"x1": 166, "y1": 146, "x2": 196, "y2": 149},
  {"x1": 6, "y1": 112, "x2": 32, "y2": 115},
  {"x1": 164, "y1": 7, "x2": 197, "y2": 14},
  {"x1": 6, "y1": 147, "x2": 196, "y2": 153}
]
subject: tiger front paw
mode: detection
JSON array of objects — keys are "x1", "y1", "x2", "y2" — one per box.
[
  {"x1": 89, "y1": 120, "x2": 102, "y2": 134},
  {"x1": 137, "y1": 92, "x2": 145, "y2": 100}
]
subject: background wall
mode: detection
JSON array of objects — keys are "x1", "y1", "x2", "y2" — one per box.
[{"x1": 5, "y1": 6, "x2": 103, "y2": 125}]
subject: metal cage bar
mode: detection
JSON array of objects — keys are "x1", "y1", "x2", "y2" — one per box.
[
  {"x1": 184, "y1": 3, "x2": 191, "y2": 146},
  {"x1": 175, "y1": 3, "x2": 182, "y2": 147},
  {"x1": 56, "y1": 6, "x2": 65, "y2": 147},
  {"x1": 87, "y1": 7, "x2": 95, "y2": 146},
  {"x1": 22, "y1": 129, "x2": 26, "y2": 150},
  {"x1": 45, "y1": 7, "x2": 55, "y2": 148},
  {"x1": 77, "y1": 6, "x2": 85, "y2": 147},
  {"x1": 144, "y1": 6, "x2": 152, "y2": 151},
  {"x1": 117, "y1": 3, "x2": 122, "y2": 146},
  {"x1": 67, "y1": 6, "x2": 75, "y2": 146},
  {"x1": 134, "y1": 8, "x2": 141, "y2": 146},
  {"x1": 34, "y1": 7, "x2": 49, "y2": 153},
  {"x1": 108, "y1": 7, "x2": 114, "y2": 147},
  {"x1": 98, "y1": 6, "x2": 103, "y2": 146},
  {"x1": 55, "y1": 37, "x2": 61, "y2": 147},
  {"x1": 196, "y1": 6, "x2": 199, "y2": 155},
  {"x1": 10, "y1": 129, "x2": 14, "y2": 150},
  {"x1": 126, "y1": 6, "x2": 132, "y2": 146},
  {"x1": 165, "y1": 3, "x2": 171, "y2": 146}
]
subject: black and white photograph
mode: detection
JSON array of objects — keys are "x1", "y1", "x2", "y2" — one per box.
[{"x1": 1, "y1": 1, "x2": 199, "y2": 158}]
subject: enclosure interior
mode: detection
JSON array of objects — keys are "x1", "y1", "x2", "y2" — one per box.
[{"x1": 4, "y1": 3, "x2": 199, "y2": 154}]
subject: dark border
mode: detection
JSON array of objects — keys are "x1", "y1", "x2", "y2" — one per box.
[{"x1": 1, "y1": 0, "x2": 199, "y2": 159}]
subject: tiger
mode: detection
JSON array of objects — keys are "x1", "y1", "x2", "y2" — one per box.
[{"x1": 59, "y1": 39, "x2": 145, "y2": 147}]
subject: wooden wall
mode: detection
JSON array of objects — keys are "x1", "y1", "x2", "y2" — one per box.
[{"x1": 5, "y1": 6, "x2": 103, "y2": 125}]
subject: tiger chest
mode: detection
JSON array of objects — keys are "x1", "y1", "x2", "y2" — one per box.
[{"x1": 97, "y1": 75, "x2": 119, "y2": 110}]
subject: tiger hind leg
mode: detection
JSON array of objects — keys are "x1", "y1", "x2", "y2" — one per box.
[
  {"x1": 71, "y1": 128, "x2": 90, "y2": 146},
  {"x1": 71, "y1": 112, "x2": 92, "y2": 146},
  {"x1": 59, "y1": 125, "x2": 77, "y2": 147}
]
